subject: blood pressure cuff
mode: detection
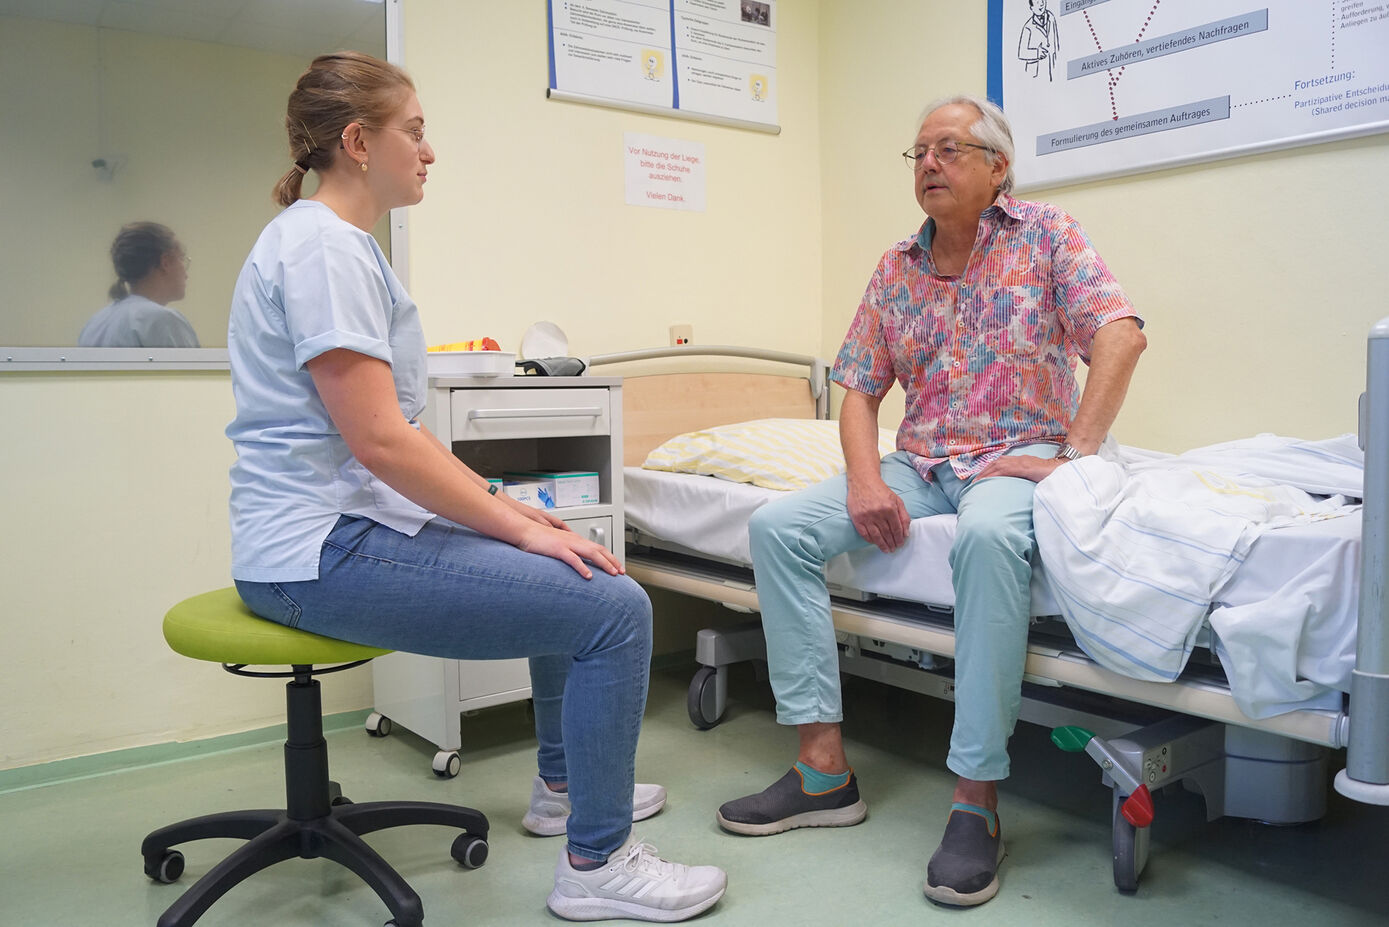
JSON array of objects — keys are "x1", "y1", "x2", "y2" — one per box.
[{"x1": 517, "y1": 356, "x2": 588, "y2": 377}]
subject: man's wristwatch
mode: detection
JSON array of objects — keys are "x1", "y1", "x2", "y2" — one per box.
[{"x1": 1056, "y1": 442, "x2": 1083, "y2": 462}]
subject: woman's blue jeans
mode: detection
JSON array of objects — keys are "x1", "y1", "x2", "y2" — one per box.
[
  {"x1": 747, "y1": 445, "x2": 1056, "y2": 782},
  {"x1": 235, "y1": 514, "x2": 653, "y2": 862}
]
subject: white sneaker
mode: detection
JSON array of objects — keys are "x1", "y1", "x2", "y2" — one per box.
[
  {"x1": 522, "y1": 776, "x2": 668, "y2": 837},
  {"x1": 547, "y1": 835, "x2": 728, "y2": 922}
]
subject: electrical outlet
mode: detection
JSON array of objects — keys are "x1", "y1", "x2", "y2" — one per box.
[{"x1": 669, "y1": 323, "x2": 693, "y2": 346}]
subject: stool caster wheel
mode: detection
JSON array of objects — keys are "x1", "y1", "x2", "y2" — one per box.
[
  {"x1": 365, "y1": 711, "x2": 392, "y2": 737},
  {"x1": 144, "y1": 848, "x2": 184, "y2": 884},
  {"x1": 432, "y1": 750, "x2": 461, "y2": 779},
  {"x1": 452, "y1": 833, "x2": 489, "y2": 869}
]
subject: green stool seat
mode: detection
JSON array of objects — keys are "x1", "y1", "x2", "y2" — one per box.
[
  {"x1": 163, "y1": 588, "x2": 390, "y2": 667},
  {"x1": 142, "y1": 588, "x2": 489, "y2": 927}
]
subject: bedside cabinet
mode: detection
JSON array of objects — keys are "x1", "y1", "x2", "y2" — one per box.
[{"x1": 368, "y1": 375, "x2": 624, "y2": 777}]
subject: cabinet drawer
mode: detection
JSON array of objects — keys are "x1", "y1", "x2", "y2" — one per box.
[
  {"x1": 566, "y1": 515, "x2": 614, "y2": 553},
  {"x1": 456, "y1": 658, "x2": 530, "y2": 707},
  {"x1": 450, "y1": 388, "x2": 610, "y2": 440}
]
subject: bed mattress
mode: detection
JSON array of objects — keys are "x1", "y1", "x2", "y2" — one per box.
[
  {"x1": 624, "y1": 466, "x2": 1064, "y2": 614},
  {"x1": 624, "y1": 465, "x2": 1360, "y2": 714}
]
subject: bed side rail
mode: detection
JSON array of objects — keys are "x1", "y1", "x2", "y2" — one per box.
[{"x1": 1338, "y1": 316, "x2": 1389, "y2": 802}]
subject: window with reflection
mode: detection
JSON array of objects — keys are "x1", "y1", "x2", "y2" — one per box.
[{"x1": 0, "y1": 0, "x2": 390, "y2": 349}]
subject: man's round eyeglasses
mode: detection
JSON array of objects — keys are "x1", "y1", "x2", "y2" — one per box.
[{"x1": 901, "y1": 141, "x2": 994, "y2": 169}]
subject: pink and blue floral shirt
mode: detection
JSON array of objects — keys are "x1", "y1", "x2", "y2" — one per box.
[{"x1": 832, "y1": 193, "x2": 1141, "y2": 480}]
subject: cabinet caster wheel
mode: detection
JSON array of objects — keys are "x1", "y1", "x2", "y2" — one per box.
[
  {"x1": 144, "y1": 849, "x2": 184, "y2": 884},
  {"x1": 433, "y1": 750, "x2": 462, "y2": 779},
  {"x1": 365, "y1": 711, "x2": 392, "y2": 737},
  {"x1": 452, "y1": 833, "x2": 489, "y2": 869},
  {"x1": 687, "y1": 666, "x2": 723, "y2": 730}
]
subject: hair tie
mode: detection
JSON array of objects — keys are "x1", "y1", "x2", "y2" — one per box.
[{"x1": 292, "y1": 160, "x2": 309, "y2": 175}]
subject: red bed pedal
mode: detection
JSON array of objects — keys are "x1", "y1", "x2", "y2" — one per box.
[{"x1": 1120, "y1": 784, "x2": 1154, "y2": 828}]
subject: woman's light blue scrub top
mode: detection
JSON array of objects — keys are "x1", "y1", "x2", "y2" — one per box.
[{"x1": 226, "y1": 199, "x2": 433, "y2": 582}]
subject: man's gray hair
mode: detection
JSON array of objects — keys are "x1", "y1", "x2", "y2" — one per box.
[{"x1": 916, "y1": 95, "x2": 1016, "y2": 195}]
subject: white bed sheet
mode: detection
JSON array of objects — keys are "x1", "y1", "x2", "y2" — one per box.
[
  {"x1": 624, "y1": 466, "x2": 1061, "y2": 614},
  {"x1": 624, "y1": 464, "x2": 1360, "y2": 715}
]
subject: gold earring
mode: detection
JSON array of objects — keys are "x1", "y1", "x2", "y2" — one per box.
[{"x1": 360, "y1": 161, "x2": 368, "y2": 173}]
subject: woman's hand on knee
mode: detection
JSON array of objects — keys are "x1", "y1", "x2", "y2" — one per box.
[
  {"x1": 516, "y1": 524, "x2": 623, "y2": 579},
  {"x1": 518, "y1": 504, "x2": 574, "y2": 532}
]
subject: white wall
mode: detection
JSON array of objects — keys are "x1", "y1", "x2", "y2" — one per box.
[{"x1": 2, "y1": 0, "x2": 1385, "y2": 772}]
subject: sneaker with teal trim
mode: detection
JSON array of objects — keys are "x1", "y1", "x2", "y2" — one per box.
[
  {"x1": 923, "y1": 804, "x2": 1005, "y2": 906},
  {"x1": 716, "y1": 767, "x2": 867, "y2": 836}
]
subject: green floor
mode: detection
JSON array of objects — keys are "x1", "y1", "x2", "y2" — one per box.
[{"x1": 2, "y1": 663, "x2": 1384, "y2": 926}]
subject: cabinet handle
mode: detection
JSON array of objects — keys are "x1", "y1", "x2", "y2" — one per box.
[
  {"x1": 589, "y1": 526, "x2": 607, "y2": 548},
  {"x1": 467, "y1": 407, "x2": 603, "y2": 420}
]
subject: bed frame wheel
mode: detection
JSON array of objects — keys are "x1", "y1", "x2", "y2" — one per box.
[
  {"x1": 687, "y1": 666, "x2": 724, "y2": 730},
  {"x1": 1112, "y1": 789, "x2": 1150, "y2": 892}
]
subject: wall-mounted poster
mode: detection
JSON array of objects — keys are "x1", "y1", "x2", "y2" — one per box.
[
  {"x1": 548, "y1": 0, "x2": 779, "y2": 132},
  {"x1": 988, "y1": 0, "x2": 1389, "y2": 190}
]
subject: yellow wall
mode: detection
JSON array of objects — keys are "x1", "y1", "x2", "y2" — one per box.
[
  {"x1": 401, "y1": 0, "x2": 823, "y2": 359},
  {"x1": 817, "y1": 2, "x2": 1388, "y2": 451},
  {"x1": 2, "y1": 0, "x2": 1385, "y2": 771},
  {"x1": 0, "y1": 17, "x2": 308, "y2": 347}
]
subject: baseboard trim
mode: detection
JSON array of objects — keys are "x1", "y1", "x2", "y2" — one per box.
[{"x1": 0, "y1": 709, "x2": 372, "y2": 794}]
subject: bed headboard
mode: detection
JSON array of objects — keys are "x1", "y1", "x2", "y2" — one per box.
[
  {"x1": 585, "y1": 346, "x2": 830, "y2": 466},
  {"x1": 621, "y1": 372, "x2": 819, "y2": 466}
]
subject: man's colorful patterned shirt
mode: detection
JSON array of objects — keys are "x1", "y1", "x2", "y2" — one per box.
[{"x1": 832, "y1": 193, "x2": 1141, "y2": 480}]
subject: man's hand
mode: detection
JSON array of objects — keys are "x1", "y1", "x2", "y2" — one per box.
[
  {"x1": 975, "y1": 454, "x2": 1068, "y2": 484},
  {"x1": 847, "y1": 477, "x2": 911, "y2": 553}
]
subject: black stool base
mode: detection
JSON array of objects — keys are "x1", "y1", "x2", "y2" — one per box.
[
  {"x1": 142, "y1": 800, "x2": 489, "y2": 927},
  {"x1": 141, "y1": 676, "x2": 488, "y2": 927}
]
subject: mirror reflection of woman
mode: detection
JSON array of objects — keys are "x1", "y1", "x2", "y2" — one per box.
[{"x1": 78, "y1": 222, "x2": 199, "y2": 347}]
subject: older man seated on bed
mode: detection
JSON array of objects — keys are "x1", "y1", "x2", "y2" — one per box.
[{"x1": 716, "y1": 95, "x2": 1147, "y2": 907}]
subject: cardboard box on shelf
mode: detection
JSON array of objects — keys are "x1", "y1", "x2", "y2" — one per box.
[
  {"x1": 503, "y1": 470, "x2": 600, "y2": 507},
  {"x1": 502, "y1": 479, "x2": 555, "y2": 509}
]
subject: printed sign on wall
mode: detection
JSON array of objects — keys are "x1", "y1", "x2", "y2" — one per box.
[
  {"x1": 550, "y1": 1, "x2": 778, "y2": 131},
  {"x1": 989, "y1": 0, "x2": 1389, "y2": 190}
]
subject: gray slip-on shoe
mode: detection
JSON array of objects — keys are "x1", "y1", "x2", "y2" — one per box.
[
  {"x1": 923, "y1": 805, "x2": 1005, "y2": 906},
  {"x1": 716, "y1": 767, "x2": 867, "y2": 836}
]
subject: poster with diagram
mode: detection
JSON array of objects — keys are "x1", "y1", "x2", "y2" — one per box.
[
  {"x1": 988, "y1": 0, "x2": 1389, "y2": 190},
  {"x1": 548, "y1": 0, "x2": 778, "y2": 130}
]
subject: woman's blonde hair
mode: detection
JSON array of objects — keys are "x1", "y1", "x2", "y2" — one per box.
[{"x1": 273, "y1": 51, "x2": 415, "y2": 206}]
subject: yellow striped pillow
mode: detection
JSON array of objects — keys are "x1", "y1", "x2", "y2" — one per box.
[{"x1": 642, "y1": 418, "x2": 897, "y2": 491}]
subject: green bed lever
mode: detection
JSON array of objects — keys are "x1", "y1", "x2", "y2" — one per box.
[{"x1": 1051, "y1": 725, "x2": 1155, "y2": 828}]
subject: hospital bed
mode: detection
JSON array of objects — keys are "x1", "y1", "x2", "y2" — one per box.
[{"x1": 587, "y1": 322, "x2": 1389, "y2": 892}]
